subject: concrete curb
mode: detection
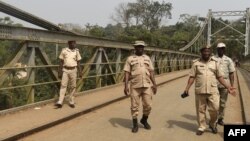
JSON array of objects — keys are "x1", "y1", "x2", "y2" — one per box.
[{"x1": 236, "y1": 68, "x2": 250, "y2": 124}]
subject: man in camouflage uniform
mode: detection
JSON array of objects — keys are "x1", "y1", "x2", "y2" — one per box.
[
  {"x1": 55, "y1": 40, "x2": 82, "y2": 108},
  {"x1": 184, "y1": 46, "x2": 235, "y2": 135},
  {"x1": 123, "y1": 40, "x2": 157, "y2": 133},
  {"x1": 215, "y1": 42, "x2": 235, "y2": 125}
]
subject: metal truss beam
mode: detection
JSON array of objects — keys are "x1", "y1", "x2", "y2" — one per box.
[
  {"x1": 0, "y1": 24, "x2": 198, "y2": 57},
  {"x1": 212, "y1": 11, "x2": 246, "y2": 17},
  {"x1": 210, "y1": 8, "x2": 249, "y2": 56},
  {"x1": 0, "y1": 1, "x2": 71, "y2": 33}
]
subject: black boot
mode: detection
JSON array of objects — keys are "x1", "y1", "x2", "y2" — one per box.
[
  {"x1": 140, "y1": 115, "x2": 151, "y2": 130},
  {"x1": 132, "y1": 118, "x2": 138, "y2": 133},
  {"x1": 218, "y1": 118, "x2": 224, "y2": 126}
]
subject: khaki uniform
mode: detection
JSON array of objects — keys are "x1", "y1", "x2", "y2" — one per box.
[
  {"x1": 57, "y1": 47, "x2": 81, "y2": 105},
  {"x1": 215, "y1": 55, "x2": 235, "y2": 119},
  {"x1": 189, "y1": 56, "x2": 223, "y2": 131},
  {"x1": 123, "y1": 54, "x2": 154, "y2": 118}
]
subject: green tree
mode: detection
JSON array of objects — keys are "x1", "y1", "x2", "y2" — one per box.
[{"x1": 113, "y1": 0, "x2": 172, "y2": 30}]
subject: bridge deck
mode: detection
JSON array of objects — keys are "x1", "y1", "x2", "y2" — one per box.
[{"x1": 0, "y1": 69, "x2": 249, "y2": 141}]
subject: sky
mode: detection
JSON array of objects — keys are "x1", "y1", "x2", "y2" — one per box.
[{"x1": 1, "y1": 0, "x2": 250, "y2": 29}]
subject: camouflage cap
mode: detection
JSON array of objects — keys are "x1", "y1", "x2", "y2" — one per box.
[
  {"x1": 133, "y1": 40, "x2": 146, "y2": 47},
  {"x1": 200, "y1": 45, "x2": 211, "y2": 51},
  {"x1": 217, "y1": 42, "x2": 226, "y2": 48}
]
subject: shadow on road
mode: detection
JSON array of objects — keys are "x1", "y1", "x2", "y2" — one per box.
[
  {"x1": 109, "y1": 118, "x2": 132, "y2": 129},
  {"x1": 166, "y1": 120, "x2": 197, "y2": 132},
  {"x1": 182, "y1": 114, "x2": 196, "y2": 121}
]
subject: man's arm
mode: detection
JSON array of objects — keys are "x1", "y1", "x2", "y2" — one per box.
[
  {"x1": 150, "y1": 70, "x2": 157, "y2": 94},
  {"x1": 184, "y1": 77, "x2": 195, "y2": 94},
  {"x1": 58, "y1": 59, "x2": 64, "y2": 79},
  {"x1": 124, "y1": 71, "x2": 130, "y2": 96},
  {"x1": 229, "y1": 72, "x2": 234, "y2": 87},
  {"x1": 217, "y1": 76, "x2": 236, "y2": 96},
  {"x1": 77, "y1": 61, "x2": 82, "y2": 78}
]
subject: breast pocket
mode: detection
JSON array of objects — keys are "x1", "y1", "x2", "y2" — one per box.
[
  {"x1": 63, "y1": 53, "x2": 68, "y2": 58},
  {"x1": 208, "y1": 65, "x2": 216, "y2": 73},
  {"x1": 144, "y1": 60, "x2": 150, "y2": 67},
  {"x1": 197, "y1": 66, "x2": 205, "y2": 74},
  {"x1": 130, "y1": 61, "x2": 139, "y2": 71}
]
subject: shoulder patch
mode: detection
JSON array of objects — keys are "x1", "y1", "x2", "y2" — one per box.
[
  {"x1": 211, "y1": 56, "x2": 218, "y2": 62},
  {"x1": 143, "y1": 54, "x2": 150, "y2": 59},
  {"x1": 192, "y1": 58, "x2": 199, "y2": 63}
]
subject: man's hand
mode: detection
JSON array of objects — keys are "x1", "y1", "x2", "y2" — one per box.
[
  {"x1": 124, "y1": 85, "x2": 129, "y2": 96},
  {"x1": 228, "y1": 86, "x2": 236, "y2": 96},
  {"x1": 152, "y1": 85, "x2": 157, "y2": 95},
  {"x1": 184, "y1": 89, "x2": 189, "y2": 94}
]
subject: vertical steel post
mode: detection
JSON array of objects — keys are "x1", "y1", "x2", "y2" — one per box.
[
  {"x1": 116, "y1": 48, "x2": 121, "y2": 81},
  {"x1": 55, "y1": 43, "x2": 58, "y2": 59},
  {"x1": 96, "y1": 48, "x2": 103, "y2": 88},
  {"x1": 245, "y1": 8, "x2": 250, "y2": 56},
  {"x1": 26, "y1": 42, "x2": 38, "y2": 103},
  {"x1": 207, "y1": 9, "x2": 212, "y2": 47}
]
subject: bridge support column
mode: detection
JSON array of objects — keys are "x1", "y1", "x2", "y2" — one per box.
[
  {"x1": 115, "y1": 49, "x2": 121, "y2": 82},
  {"x1": 96, "y1": 48, "x2": 103, "y2": 88},
  {"x1": 245, "y1": 8, "x2": 250, "y2": 56},
  {"x1": 207, "y1": 9, "x2": 212, "y2": 47},
  {"x1": 26, "y1": 42, "x2": 39, "y2": 103}
]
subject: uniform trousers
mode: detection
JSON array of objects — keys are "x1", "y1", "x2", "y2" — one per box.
[
  {"x1": 195, "y1": 93, "x2": 219, "y2": 131},
  {"x1": 218, "y1": 88, "x2": 228, "y2": 119},
  {"x1": 130, "y1": 87, "x2": 153, "y2": 119},
  {"x1": 57, "y1": 68, "x2": 77, "y2": 105}
]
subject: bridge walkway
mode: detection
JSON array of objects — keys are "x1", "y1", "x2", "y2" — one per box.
[{"x1": 0, "y1": 69, "x2": 249, "y2": 141}]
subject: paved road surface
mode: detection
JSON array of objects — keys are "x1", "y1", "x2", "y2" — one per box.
[{"x1": 20, "y1": 75, "x2": 243, "y2": 141}]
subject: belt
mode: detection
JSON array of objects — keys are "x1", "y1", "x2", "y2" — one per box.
[{"x1": 64, "y1": 66, "x2": 76, "y2": 70}]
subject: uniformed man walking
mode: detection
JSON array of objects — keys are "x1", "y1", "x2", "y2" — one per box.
[
  {"x1": 55, "y1": 40, "x2": 82, "y2": 108},
  {"x1": 183, "y1": 46, "x2": 235, "y2": 135},
  {"x1": 215, "y1": 42, "x2": 236, "y2": 125},
  {"x1": 123, "y1": 40, "x2": 157, "y2": 133}
]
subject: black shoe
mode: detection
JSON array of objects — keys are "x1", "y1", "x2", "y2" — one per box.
[
  {"x1": 54, "y1": 103, "x2": 62, "y2": 109},
  {"x1": 196, "y1": 130, "x2": 204, "y2": 136},
  {"x1": 140, "y1": 115, "x2": 151, "y2": 130},
  {"x1": 209, "y1": 125, "x2": 218, "y2": 134},
  {"x1": 132, "y1": 118, "x2": 138, "y2": 133},
  {"x1": 132, "y1": 125, "x2": 138, "y2": 133},
  {"x1": 69, "y1": 104, "x2": 75, "y2": 108},
  {"x1": 218, "y1": 118, "x2": 224, "y2": 126}
]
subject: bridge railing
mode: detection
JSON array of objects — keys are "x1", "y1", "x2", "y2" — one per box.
[
  {"x1": 241, "y1": 64, "x2": 250, "y2": 72},
  {"x1": 0, "y1": 25, "x2": 198, "y2": 111}
]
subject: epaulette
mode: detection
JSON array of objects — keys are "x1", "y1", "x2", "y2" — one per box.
[
  {"x1": 142, "y1": 54, "x2": 149, "y2": 58},
  {"x1": 192, "y1": 58, "x2": 200, "y2": 63},
  {"x1": 211, "y1": 56, "x2": 218, "y2": 62}
]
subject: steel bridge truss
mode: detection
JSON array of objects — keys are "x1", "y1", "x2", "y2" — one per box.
[
  {"x1": 179, "y1": 8, "x2": 250, "y2": 56},
  {"x1": 0, "y1": 0, "x2": 198, "y2": 108},
  {"x1": 0, "y1": 26, "x2": 197, "y2": 106},
  {"x1": 207, "y1": 9, "x2": 250, "y2": 56}
]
